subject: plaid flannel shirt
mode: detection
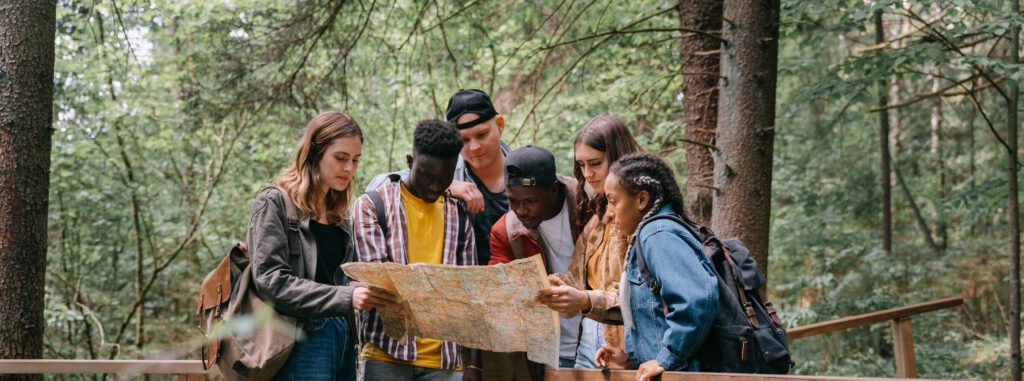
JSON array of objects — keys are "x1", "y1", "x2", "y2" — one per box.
[{"x1": 352, "y1": 178, "x2": 477, "y2": 369}]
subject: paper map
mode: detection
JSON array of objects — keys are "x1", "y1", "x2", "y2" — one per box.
[{"x1": 341, "y1": 256, "x2": 559, "y2": 367}]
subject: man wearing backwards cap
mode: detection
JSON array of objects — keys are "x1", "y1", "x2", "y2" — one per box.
[
  {"x1": 366, "y1": 89, "x2": 512, "y2": 267},
  {"x1": 487, "y1": 145, "x2": 583, "y2": 379}
]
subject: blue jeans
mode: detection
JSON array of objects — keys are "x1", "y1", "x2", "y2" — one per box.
[
  {"x1": 275, "y1": 316, "x2": 357, "y2": 381},
  {"x1": 574, "y1": 318, "x2": 605, "y2": 369},
  {"x1": 359, "y1": 360, "x2": 462, "y2": 381}
]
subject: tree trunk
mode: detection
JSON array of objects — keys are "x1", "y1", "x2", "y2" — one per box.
[
  {"x1": 679, "y1": 0, "x2": 722, "y2": 227},
  {"x1": 711, "y1": 0, "x2": 780, "y2": 278},
  {"x1": 1008, "y1": 1, "x2": 1021, "y2": 379},
  {"x1": 0, "y1": 1, "x2": 56, "y2": 378},
  {"x1": 874, "y1": 10, "x2": 894, "y2": 255}
]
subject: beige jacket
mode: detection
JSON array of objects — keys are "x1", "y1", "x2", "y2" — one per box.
[{"x1": 554, "y1": 213, "x2": 629, "y2": 349}]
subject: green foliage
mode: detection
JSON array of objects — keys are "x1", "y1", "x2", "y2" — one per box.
[
  {"x1": 772, "y1": 0, "x2": 1018, "y2": 378},
  {"x1": 46, "y1": 0, "x2": 1017, "y2": 379}
]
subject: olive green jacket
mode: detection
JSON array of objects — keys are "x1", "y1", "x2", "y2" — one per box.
[{"x1": 246, "y1": 187, "x2": 356, "y2": 319}]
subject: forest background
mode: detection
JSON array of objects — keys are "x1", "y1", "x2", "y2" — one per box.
[{"x1": 19, "y1": 0, "x2": 1024, "y2": 379}]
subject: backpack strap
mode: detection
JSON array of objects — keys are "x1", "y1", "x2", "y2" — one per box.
[
  {"x1": 367, "y1": 190, "x2": 389, "y2": 238},
  {"x1": 633, "y1": 214, "x2": 688, "y2": 297},
  {"x1": 274, "y1": 187, "x2": 304, "y2": 274},
  {"x1": 364, "y1": 174, "x2": 401, "y2": 239}
]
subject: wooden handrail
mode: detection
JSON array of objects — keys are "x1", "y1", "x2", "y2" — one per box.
[
  {"x1": 544, "y1": 368, "x2": 954, "y2": 380},
  {"x1": 0, "y1": 360, "x2": 206, "y2": 374},
  {"x1": 786, "y1": 297, "x2": 963, "y2": 340}
]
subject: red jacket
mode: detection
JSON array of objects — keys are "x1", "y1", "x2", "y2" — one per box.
[
  {"x1": 488, "y1": 176, "x2": 582, "y2": 272},
  {"x1": 489, "y1": 212, "x2": 546, "y2": 266}
]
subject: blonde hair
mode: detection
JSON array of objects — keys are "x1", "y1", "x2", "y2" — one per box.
[{"x1": 276, "y1": 111, "x2": 363, "y2": 224}]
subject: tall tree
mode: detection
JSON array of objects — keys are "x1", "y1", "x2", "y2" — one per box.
[
  {"x1": 711, "y1": 0, "x2": 780, "y2": 276},
  {"x1": 875, "y1": 9, "x2": 894, "y2": 255},
  {"x1": 679, "y1": 0, "x2": 723, "y2": 227},
  {"x1": 0, "y1": 0, "x2": 57, "y2": 377},
  {"x1": 1008, "y1": 1, "x2": 1021, "y2": 379}
]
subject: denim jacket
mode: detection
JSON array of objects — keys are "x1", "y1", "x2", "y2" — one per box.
[{"x1": 622, "y1": 205, "x2": 718, "y2": 371}]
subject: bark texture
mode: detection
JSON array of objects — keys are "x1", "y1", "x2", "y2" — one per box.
[
  {"x1": 0, "y1": 2, "x2": 56, "y2": 378},
  {"x1": 679, "y1": 0, "x2": 723, "y2": 227},
  {"x1": 711, "y1": 0, "x2": 780, "y2": 278}
]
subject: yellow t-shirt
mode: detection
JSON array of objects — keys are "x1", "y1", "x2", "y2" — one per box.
[{"x1": 360, "y1": 182, "x2": 445, "y2": 368}]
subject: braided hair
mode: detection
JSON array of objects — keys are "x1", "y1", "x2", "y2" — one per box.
[{"x1": 608, "y1": 152, "x2": 692, "y2": 243}]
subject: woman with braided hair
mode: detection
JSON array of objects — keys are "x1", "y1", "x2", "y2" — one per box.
[{"x1": 593, "y1": 153, "x2": 718, "y2": 381}]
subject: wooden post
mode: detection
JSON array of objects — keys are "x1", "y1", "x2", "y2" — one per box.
[{"x1": 892, "y1": 317, "x2": 917, "y2": 378}]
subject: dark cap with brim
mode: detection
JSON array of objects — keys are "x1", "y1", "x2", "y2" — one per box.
[
  {"x1": 446, "y1": 89, "x2": 498, "y2": 129},
  {"x1": 506, "y1": 145, "x2": 557, "y2": 187}
]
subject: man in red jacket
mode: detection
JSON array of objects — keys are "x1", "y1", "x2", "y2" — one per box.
[{"x1": 489, "y1": 145, "x2": 582, "y2": 376}]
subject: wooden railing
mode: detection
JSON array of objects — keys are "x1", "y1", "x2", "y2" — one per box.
[
  {"x1": 546, "y1": 297, "x2": 964, "y2": 381},
  {"x1": 544, "y1": 369, "x2": 950, "y2": 381},
  {"x1": 0, "y1": 360, "x2": 207, "y2": 380},
  {"x1": 786, "y1": 297, "x2": 963, "y2": 379},
  {"x1": 0, "y1": 298, "x2": 964, "y2": 380}
]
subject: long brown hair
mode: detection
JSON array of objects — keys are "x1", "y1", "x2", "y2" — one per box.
[
  {"x1": 277, "y1": 111, "x2": 363, "y2": 224},
  {"x1": 572, "y1": 114, "x2": 641, "y2": 230}
]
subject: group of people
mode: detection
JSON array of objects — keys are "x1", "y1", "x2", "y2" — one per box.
[{"x1": 246, "y1": 89, "x2": 719, "y2": 381}]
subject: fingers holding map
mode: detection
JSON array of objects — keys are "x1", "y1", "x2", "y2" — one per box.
[{"x1": 341, "y1": 256, "x2": 560, "y2": 367}]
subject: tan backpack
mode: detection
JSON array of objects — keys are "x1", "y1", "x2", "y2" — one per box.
[{"x1": 197, "y1": 187, "x2": 302, "y2": 380}]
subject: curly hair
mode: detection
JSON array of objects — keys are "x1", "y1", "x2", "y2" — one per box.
[
  {"x1": 413, "y1": 119, "x2": 464, "y2": 158},
  {"x1": 573, "y1": 115, "x2": 641, "y2": 230},
  {"x1": 609, "y1": 152, "x2": 692, "y2": 239}
]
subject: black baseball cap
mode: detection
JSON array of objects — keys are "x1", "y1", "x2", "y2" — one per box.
[
  {"x1": 446, "y1": 89, "x2": 498, "y2": 129},
  {"x1": 506, "y1": 145, "x2": 557, "y2": 187}
]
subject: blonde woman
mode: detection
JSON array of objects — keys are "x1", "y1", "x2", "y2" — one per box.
[{"x1": 247, "y1": 112, "x2": 396, "y2": 380}]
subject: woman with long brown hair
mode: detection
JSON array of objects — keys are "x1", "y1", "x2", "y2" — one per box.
[
  {"x1": 247, "y1": 111, "x2": 396, "y2": 380},
  {"x1": 535, "y1": 115, "x2": 641, "y2": 369}
]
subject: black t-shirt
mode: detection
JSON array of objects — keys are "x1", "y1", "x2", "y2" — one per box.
[
  {"x1": 309, "y1": 220, "x2": 348, "y2": 285},
  {"x1": 466, "y1": 170, "x2": 509, "y2": 265}
]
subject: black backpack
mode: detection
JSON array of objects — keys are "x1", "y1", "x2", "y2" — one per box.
[{"x1": 633, "y1": 214, "x2": 793, "y2": 374}]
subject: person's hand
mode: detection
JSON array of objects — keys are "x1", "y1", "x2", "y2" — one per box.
[
  {"x1": 448, "y1": 181, "x2": 484, "y2": 213},
  {"x1": 462, "y1": 365, "x2": 481, "y2": 381},
  {"x1": 635, "y1": 360, "x2": 665, "y2": 381},
  {"x1": 351, "y1": 284, "x2": 398, "y2": 311},
  {"x1": 535, "y1": 285, "x2": 591, "y2": 315},
  {"x1": 594, "y1": 344, "x2": 628, "y2": 369}
]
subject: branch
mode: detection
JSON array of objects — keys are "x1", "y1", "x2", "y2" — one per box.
[
  {"x1": 901, "y1": 8, "x2": 1010, "y2": 102},
  {"x1": 421, "y1": 0, "x2": 484, "y2": 32},
  {"x1": 541, "y1": 27, "x2": 724, "y2": 51},
  {"x1": 432, "y1": 0, "x2": 460, "y2": 72},
  {"x1": 682, "y1": 138, "x2": 719, "y2": 151},
  {"x1": 510, "y1": 33, "x2": 618, "y2": 144},
  {"x1": 959, "y1": 75, "x2": 1016, "y2": 157},
  {"x1": 110, "y1": 0, "x2": 143, "y2": 69},
  {"x1": 892, "y1": 163, "x2": 943, "y2": 257},
  {"x1": 854, "y1": 8, "x2": 949, "y2": 54},
  {"x1": 510, "y1": 4, "x2": 679, "y2": 143},
  {"x1": 869, "y1": 71, "x2": 992, "y2": 112}
]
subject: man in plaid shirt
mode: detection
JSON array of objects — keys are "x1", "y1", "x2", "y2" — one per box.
[{"x1": 353, "y1": 119, "x2": 477, "y2": 381}]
